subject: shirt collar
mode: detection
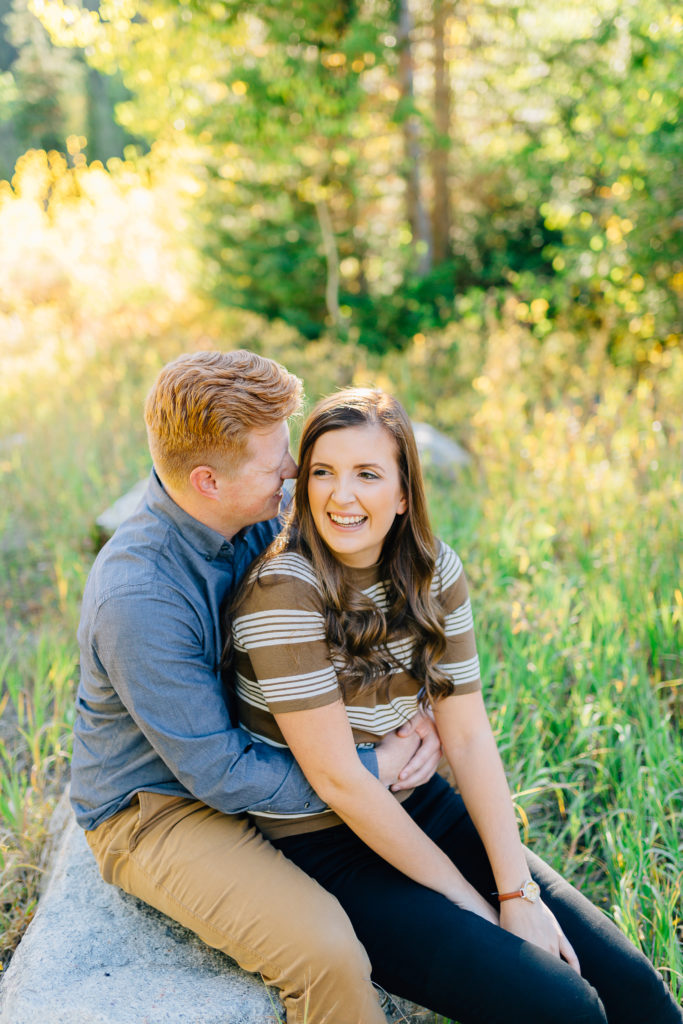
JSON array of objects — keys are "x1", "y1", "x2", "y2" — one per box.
[
  {"x1": 145, "y1": 469, "x2": 238, "y2": 561},
  {"x1": 343, "y1": 561, "x2": 382, "y2": 588}
]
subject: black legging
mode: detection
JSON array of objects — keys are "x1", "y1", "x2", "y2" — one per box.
[{"x1": 274, "y1": 775, "x2": 682, "y2": 1024}]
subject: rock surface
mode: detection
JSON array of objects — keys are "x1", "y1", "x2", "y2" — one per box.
[
  {"x1": 94, "y1": 477, "x2": 148, "y2": 546},
  {"x1": 412, "y1": 422, "x2": 471, "y2": 473},
  {"x1": 0, "y1": 792, "x2": 430, "y2": 1024}
]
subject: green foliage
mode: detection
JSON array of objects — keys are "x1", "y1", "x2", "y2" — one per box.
[
  {"x1": 30, "y1": 0, "x2": 682, "y2": 356},
  {"x1": 0, "y1": 0, "x2": 135, "y2": 177},
  {"x1": 0, "y1": 0, "x2": 78, "y2": 175},
  {"x1": 517, "y1": 1, "x2": 683, "y2": 366},
  {"x1": 206, "y1": 188, "x2": 329, "y2": 339},
  {"x1": 1, "y1": 0, "x2": 681, "y2": 995}
]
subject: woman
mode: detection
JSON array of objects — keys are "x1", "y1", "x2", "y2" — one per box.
[{"x1": 226, "y1": 388, "x2": 681, "y2": 1024}]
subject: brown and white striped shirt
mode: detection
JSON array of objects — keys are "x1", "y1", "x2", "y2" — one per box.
[{"x1": 231, "y1": 540, "x2": 481, "y2": 838}]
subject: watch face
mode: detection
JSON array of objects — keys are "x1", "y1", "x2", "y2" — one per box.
[{"x1": 522, "y1": 880, "x2": 540, "y2": 903}]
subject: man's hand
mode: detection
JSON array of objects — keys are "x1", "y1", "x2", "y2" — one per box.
[{"x1": 375, "y1": 708, "x2": 442, "y2": 791}]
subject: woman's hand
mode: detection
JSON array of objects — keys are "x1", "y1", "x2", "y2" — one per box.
[{"x1": 500, "y1": 899, "x2": 581, "y2": 975}]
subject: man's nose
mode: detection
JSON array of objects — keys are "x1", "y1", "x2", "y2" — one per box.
[{"x1": 282, "y1": 453, "x2": 298, "y2": 479}]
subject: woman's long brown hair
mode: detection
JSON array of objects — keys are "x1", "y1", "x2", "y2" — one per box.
[{"x1": 264, "y1": 388, "x2": 454, "y2": 703}]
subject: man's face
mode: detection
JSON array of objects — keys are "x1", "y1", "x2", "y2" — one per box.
[{"x1": 214, "y1": 421, "x2": 297, "y2": 537}]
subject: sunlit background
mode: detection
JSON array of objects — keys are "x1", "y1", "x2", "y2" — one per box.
[{"x1": 0, "y1": 0, "x2": 681, "y2": 1001}]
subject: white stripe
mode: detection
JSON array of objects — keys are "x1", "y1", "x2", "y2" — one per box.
[
  {"x1": 238, "y1": 667, "x2": 339, "y2": 707},
  {"x1": 432, "y1": 543, "x2": 463, "y2": 593},
  {"x1": 260, "y1": 666, "x2": 338, "y2": 690},
  {"x1": 235, "y1": 674, "x2": 270, "y2": 711},
  {"x1": 261, "y1": 667, "x2": 339, "y2": 704},
  {"x1": 386, "y1": 636, "x2": 415, "y2": 662},
  {"x1": 440, "y1": 655, "x2": 480, "y2": 684},
  {"x1": 444, "y1": 600, "x2": 474, "y2": 636},
  {"x1": 330, "y1": 650, "x2": 412, "y2": 677},
  {"x1": 251, "y1": 808, "x2": 336, "y2": 821},
  {"x1": 240, "y1": 725, "x2": 289, "y2": 749},
  {"x1": 256, "y1": 554, "x2": 321, "y2": 590},
  {"x1": 233, "y1": 609, "x2": 326, "y2": 649},
  {"x1": 346, "y1": 695, "x2": 420, "y2": 720},
  {"x1": 362, "y1": 581, "x2": 389, "y2": 608},
  {"x1": 346, "y1": 695, "x2": 421, "y2": 734},
  {"x1": 236, "y1": 609, "x2": 324, "y2": 628}
]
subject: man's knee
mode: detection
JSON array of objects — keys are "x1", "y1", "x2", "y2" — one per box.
[
  {"x1": 305, "y1": 905, "x2": 372, "y2": 983},
  {"x1": 301, "y1": 921, "x2": 384, "y2": 1024}
]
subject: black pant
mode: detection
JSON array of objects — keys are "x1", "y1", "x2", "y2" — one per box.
[{"x1": 274, "y1": 775, "x2": 682, "y2": 1024}]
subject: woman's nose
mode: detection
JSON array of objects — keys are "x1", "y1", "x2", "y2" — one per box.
[{"x1": 331, "y1": 477, "x2": 354, "y2": 503}]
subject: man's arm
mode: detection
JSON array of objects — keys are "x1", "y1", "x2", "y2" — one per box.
[
  {"x1": 90, "y1": 585, "x2": 439, "y2": 817},
  {"x1": 91, "y1": 589, "x2": 332, "y2": 815}
]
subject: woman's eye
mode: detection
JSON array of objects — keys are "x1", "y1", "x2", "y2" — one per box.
[
  {"x1": 359, "y1": 471, "x2": 379, "y2": 480},
  {"x1": 311, "y1": 468, "x2": 330, "y2": 477}
]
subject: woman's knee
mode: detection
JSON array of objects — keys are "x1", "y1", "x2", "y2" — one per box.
[{"x1": 607, "y1": 958, "x2": 683, "y2": 1024}]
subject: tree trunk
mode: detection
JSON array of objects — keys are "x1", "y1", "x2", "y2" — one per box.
[
  {"x1": 431, "y1": 0, "x2": 452, "y2": 264},
  {"x1": 397, "y1": 0, "x2": 433, "y2": 276},
  {"x1": 315, "y1": 197, "x2": 342, "y2": 335}
]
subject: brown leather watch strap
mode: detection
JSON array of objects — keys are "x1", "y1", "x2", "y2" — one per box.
[
  {"x1": 496, "y1": 879, "x2": 540, "y2": 903},
  {"x1": 497, "y1": 889, "x2": 524, "y2": 902}
]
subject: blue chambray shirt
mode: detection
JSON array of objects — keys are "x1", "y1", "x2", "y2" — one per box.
[{"x1": 71, "y1": 470, "x2": 378, "y2": 830}]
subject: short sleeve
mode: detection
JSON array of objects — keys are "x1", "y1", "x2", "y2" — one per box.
[
  {"x1": 232, "y1": 554, "x2": 343, "y2": 719},
  {"x1": 434, "y1": 542, "x2": 482, "y2": 695}
]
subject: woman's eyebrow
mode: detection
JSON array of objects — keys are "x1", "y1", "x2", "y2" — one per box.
[{"x1": 311, "y1": 460, "x2": 385, "y2": 471}]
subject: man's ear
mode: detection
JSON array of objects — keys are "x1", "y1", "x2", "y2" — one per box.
[{"x1": 188, "y1": 465, "x2": 220, "y2": 500}]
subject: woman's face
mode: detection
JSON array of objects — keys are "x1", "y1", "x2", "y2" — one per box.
[{"x1": 307, "y1": 423, "x2": 407, "y2": 568}]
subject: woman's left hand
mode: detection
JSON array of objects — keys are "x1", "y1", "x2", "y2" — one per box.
[{"x1": 500, "y1": 899, "x2": 581, "y2": 975}]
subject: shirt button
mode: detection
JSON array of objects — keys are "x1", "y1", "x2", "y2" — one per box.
[{"x1": 204, "y1": 554, "x2": 212, "y2": 562}]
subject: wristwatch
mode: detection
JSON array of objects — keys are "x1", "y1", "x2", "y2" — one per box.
[{"x1": 497, "y1": 878, "x2": 541, "y2": 903}]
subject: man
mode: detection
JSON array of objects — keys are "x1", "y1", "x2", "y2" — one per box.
[{"x1": 72, "y1": 349, "x2": 441, "y2": 1024}]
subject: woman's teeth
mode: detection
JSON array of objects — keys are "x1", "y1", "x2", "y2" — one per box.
[{"x1": 328, "y1": 513, "x2": 366, "y2": 525}]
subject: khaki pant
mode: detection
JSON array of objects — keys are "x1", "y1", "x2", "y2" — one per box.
[{"x1": 86, "y1": 792, "x2": 385, "y2": 1024}]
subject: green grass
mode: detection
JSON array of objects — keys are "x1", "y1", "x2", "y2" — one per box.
[
  {"x1": 425, "y1": 359, "x2": 683, "y2": 1000},
  {"x1": 1, "y1": 333, "x2": 680, "y2": 1007},
  {"x1": 0, "y1": 153, "x2": 680, "y2": 1008}
]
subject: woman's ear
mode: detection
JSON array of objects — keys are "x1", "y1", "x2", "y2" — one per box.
[{"x1": 397, "y1": 493, "x2": 408, "y2": 515}]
